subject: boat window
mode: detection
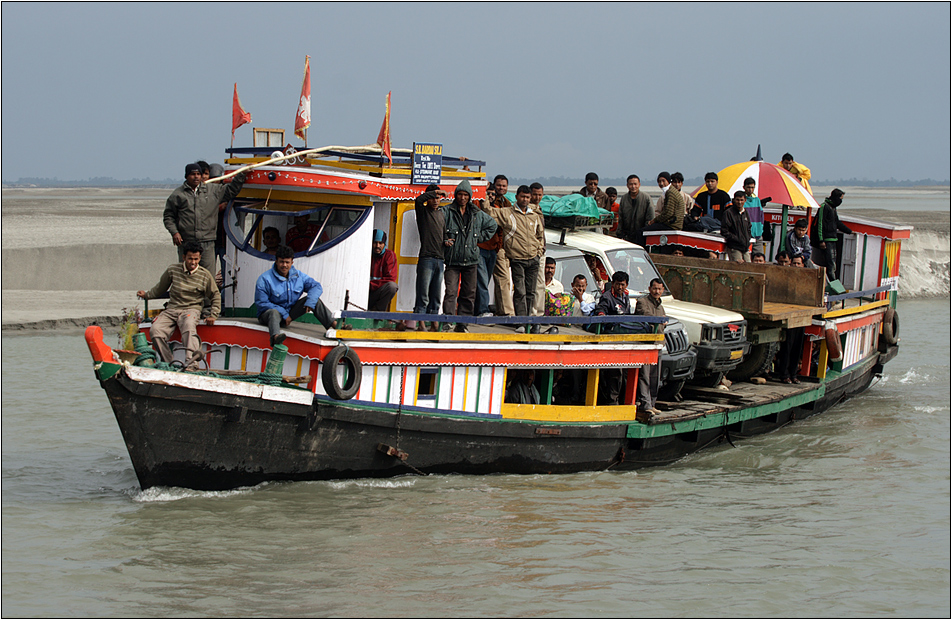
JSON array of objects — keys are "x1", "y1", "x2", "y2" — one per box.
[
  {"x1": 417, "y1": 368, "x2": 438, "y2": 398},
  {"x1": 604, "y1": 248, "x2": 666, "y2": 296},
  {"x1": 226, "y1": 200, "x2": 370, "y2": 258}
]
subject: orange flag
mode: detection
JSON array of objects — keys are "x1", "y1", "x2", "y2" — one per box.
[
  {"x1": 294, "y1": 55, "x2": 311, "y2": 142},
  {"x1": 376, "y1": 91, "x2": 392, "y2": 165},
  {"x1": 232, "y1": 83, "x2": 252, "y2": 139}
]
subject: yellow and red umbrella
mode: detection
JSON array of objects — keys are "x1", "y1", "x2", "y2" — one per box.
[{"x1": 693, "y1": 161, "x2": 819, "y2": 209}]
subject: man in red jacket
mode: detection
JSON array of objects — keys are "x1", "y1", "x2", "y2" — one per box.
[{"x1": 369, "y1": 229, "x2": 398, "y2": 311}]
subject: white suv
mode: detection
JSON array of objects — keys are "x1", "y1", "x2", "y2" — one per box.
[{"x1": 546, "y1": 229, "x2": 750, "y2": 385}]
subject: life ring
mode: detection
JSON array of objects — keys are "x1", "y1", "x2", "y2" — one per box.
[
  {"x1": 825, "y1": 325, "x2": 842, "y2": 362},
  {"x1": 321, "y1": 345, "x2": 362, "y2": 400},
  {"x1": 882, "y1": 308, "x2": 899, "y2": 345}
]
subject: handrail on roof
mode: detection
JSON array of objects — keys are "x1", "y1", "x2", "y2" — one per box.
[{"x1": 224, "y1": 146, "x2": 486, "y2": 168}]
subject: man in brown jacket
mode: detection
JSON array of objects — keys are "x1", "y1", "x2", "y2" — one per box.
[{"x1": 481, "y1": 185, "x2": 545, "y2": 325}]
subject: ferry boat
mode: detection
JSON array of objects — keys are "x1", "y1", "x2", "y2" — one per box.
[{"x1": 84, "y1": 140, "x2": 907, "y2": 491}]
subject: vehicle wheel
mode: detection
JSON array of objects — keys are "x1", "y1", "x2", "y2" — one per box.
[
  {"x1": 692, "y1": 371, "x2": 725, "y2": 388},
  {"x1": 321, "y1": 345, "x2": 362, "y2": 400},
  {"x1": 658, "y1": 378, "x2": 686, "y2": 401},
  {"x1": 882, "y1": 308, "x2": 899, "y2": 345},
  {"x1": 727, "y1": 341, "x2": 780, "y2": 382}
]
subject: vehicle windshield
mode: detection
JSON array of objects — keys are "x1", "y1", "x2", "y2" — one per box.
[
  {"x1": 552, "y1": 255, "x2": 600, "y2": 296},
  {"x1": 603, "y1": 247, "x2": 666, "y2": 296}
]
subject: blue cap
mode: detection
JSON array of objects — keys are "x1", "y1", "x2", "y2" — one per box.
[{"x1": 373, "y1": 229, "x2": 386, "y2": 243}]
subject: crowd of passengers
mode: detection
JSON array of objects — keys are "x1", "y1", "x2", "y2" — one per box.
[{"x1": 140, "y1": 158, "x2": 846, "y2": 403}]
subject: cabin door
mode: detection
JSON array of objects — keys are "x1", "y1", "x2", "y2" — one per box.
[
  {"x1": 393, "y1": 201, "x2": 420, "y2": 312},
  {"x1": 840, "y1": 234, "x2": 858, "y2": 289}
]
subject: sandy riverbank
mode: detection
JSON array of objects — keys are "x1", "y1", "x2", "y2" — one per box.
[{"x1": 2, "y1": 188, "x2": 947, "y2": 331}]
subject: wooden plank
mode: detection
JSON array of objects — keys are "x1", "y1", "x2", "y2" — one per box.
[
  {"x1": 654, "y1": 258, "x2": 766, "y2": 313},
  {"x1": 653, "y1": 255, "x2": 824, "y2": 309},
  {"x1": 746, "y1": 301, "x2": 821, "y2": 327}
]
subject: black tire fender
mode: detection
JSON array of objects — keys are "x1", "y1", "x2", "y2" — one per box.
[
  {"x1": 321, "y1": 345, "x2": 362, "y2": 400},
  {"x1": 882, "y1": 308, "x2": 899, "y2": 345}
]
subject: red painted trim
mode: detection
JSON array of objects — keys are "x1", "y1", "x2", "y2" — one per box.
[
  {"x1": 764, "y1": 211, "x2": 910, "y2": 240},
  {"x1": 85, "y1": 326, "x2": 114, "y2": 363},
  {"x1": 351, "y1": 346, "x2": 659, "y2": 367},
  {"x1": 307, "y1": 359, "x2": 317, "y2": 393},
  {"x1": 643, "y1": 232, "x2": 724, "y2": 252},
  {"x1": 244, "y1": 168, "x2": 485, "y2": 202},
  {"x1": 488, "y1": 367, "x2": 496, "y2": 415},
  {"x1": 624, "y1": 368, "x2": 638, "y2": 405},
  {"x1": 834, "y1": 314, "x2": 883, "y2": 333}
]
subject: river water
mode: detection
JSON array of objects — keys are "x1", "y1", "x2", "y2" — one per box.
[{"x1": 2, "y1": 190, "x2": 950, "y2": 617}]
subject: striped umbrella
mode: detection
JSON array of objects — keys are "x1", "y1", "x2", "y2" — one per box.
[{"x1": 693, "y1": 161, "x2": 819, "y2": 210}]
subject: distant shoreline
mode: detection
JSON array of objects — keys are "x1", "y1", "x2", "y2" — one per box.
[{"x1": 3, "y1": 182, "x2": 950, "y2": 191}]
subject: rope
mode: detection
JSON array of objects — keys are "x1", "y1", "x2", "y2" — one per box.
[
  {"x1": 207, "y1": 144, "x2": 396, "y2": 184},
  {"x1": 132, "y1": 340, "x2": 289, "y2": 387}
]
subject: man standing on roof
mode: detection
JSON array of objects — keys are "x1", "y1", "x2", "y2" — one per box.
[
  {"x1": 742, "y1": 177, "x2": 766, "y2": 254},
  {"x1": 721, "y1": 191, "x2": 753, "y2": 262},
  {"x1": 369, "y1": 229, "x2": 398, "y2": 311},
  {"x1": 780, "y1": 153, "x2": 812, "y2": 195},
  {"x1": 618, "y1": 174, "x2": 654, "y2": 246},
  {"x1": 137, "y1": 241, "x2": 220, "y2": 371},
  {"x1": 443, "y1": 180, "x2": 498, "y2": 332},
  {"x1": 164, "y1": 162, "x2": 247, "y2": 276},
  {"x1": 477, "y1": 175, "x2": 515, "y2": 317},
  {"x1": 482, "y1": 186, "x2": 545, "y2": 326},
  {"x1": 255, "y1": 245, "x2": 336, "y2": 346},
  {"x1": 530, "y1": 182, "x2": 548, "y2": 318},
  {"x1": 579, "y1": 172, "x2": 611, "y2": 211},
  {"x1": 413, "y1": 184, "x2": 446, "y2": 330},
  {"x1": 810, "y1": 188, "x2": 853, "y2": 282}
]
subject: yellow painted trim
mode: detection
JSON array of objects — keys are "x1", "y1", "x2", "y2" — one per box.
[
  {"x1": 817, "y1": 340, "x2": 828, "y2": 379},
  {"x1": 500, "y1": 402, "x2": 637, "y2": 422},
  {"x1": 585, "y1": 369, "x2": 599, "y2": 406},
  {"x1": 462, "y1": 367, "x2": 470, "y2": 410},
  {"x1": 296, "y1": 357, "x2": 303, "y2": 376},
  {"x1": 822, "y1": 299, "x2": 889, "y2": 318},
  {"x1": 241, "y1": 348, "x2": 248, "y2": 371},
  {"x1": 334, "y1": 329, "x2": 663, "y2": 343}
]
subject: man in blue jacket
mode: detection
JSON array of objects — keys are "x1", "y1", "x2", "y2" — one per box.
[{"x1": 255, "y1": 245, "x2": 335, "y2": 346}]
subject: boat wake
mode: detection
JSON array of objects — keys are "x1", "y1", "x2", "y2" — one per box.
[
  {"x1": 897, "y1": 368, "x2": 933, "y2": 385},
  {"x1": 131, "y1": 482, "x2": 271, "y2": 503},
  {"x1": 323, "y1": 478, "x2": 420, "y2": 491}
]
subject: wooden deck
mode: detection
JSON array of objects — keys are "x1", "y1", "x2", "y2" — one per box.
[{"x1": 645, "y1": 377, "x2": 820, "y2": 425}]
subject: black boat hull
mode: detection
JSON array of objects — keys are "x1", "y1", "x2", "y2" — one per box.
[{"x1": 103, "y1": 347, "x2": 893, "y2": 491}]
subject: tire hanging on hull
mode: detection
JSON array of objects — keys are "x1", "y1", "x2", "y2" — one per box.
[{"x1": 322, "y1": 345, "x2": 362, "y2": 400}]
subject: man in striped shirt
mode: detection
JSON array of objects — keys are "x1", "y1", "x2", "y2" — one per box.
[{"x1": 137, "y1": 242, "x2": 221, "y2": 370}]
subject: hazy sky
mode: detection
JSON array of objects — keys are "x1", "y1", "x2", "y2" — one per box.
[{"x1": 2, "y1": 2, "x2": 949, "y2": 182}]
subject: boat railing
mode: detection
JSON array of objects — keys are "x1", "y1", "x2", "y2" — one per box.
[
  {"x1": 224, "y1": 146, "x2": 486, "y2": 170},
  {"x1": 825, "y1": 284, "x2": 892, "y2": 310},
  {"x1": 339, "y1": 310, "x2": 666, "y2": 332}
]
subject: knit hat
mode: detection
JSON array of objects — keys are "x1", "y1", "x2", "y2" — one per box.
[
  {"x1": 373, "y1": 229, "x2": 387, "y2": 243},
  {"x1": 185, "y1": 163, "x2": 201, "y2": 176},
  {"x1": 455, "y1": 179, "x2": 473, "y2": 197}
]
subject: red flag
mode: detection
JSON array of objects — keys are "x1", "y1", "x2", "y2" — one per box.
[
  {"x1": 376, "y1": 91, "x2": 392, "y2": 165},
  {"x1": 231, "y1": 83, "x2": 251, "y2": 138},
  {"x1": 294, "y1": 55, "x2": 311, "y2": 142}
]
